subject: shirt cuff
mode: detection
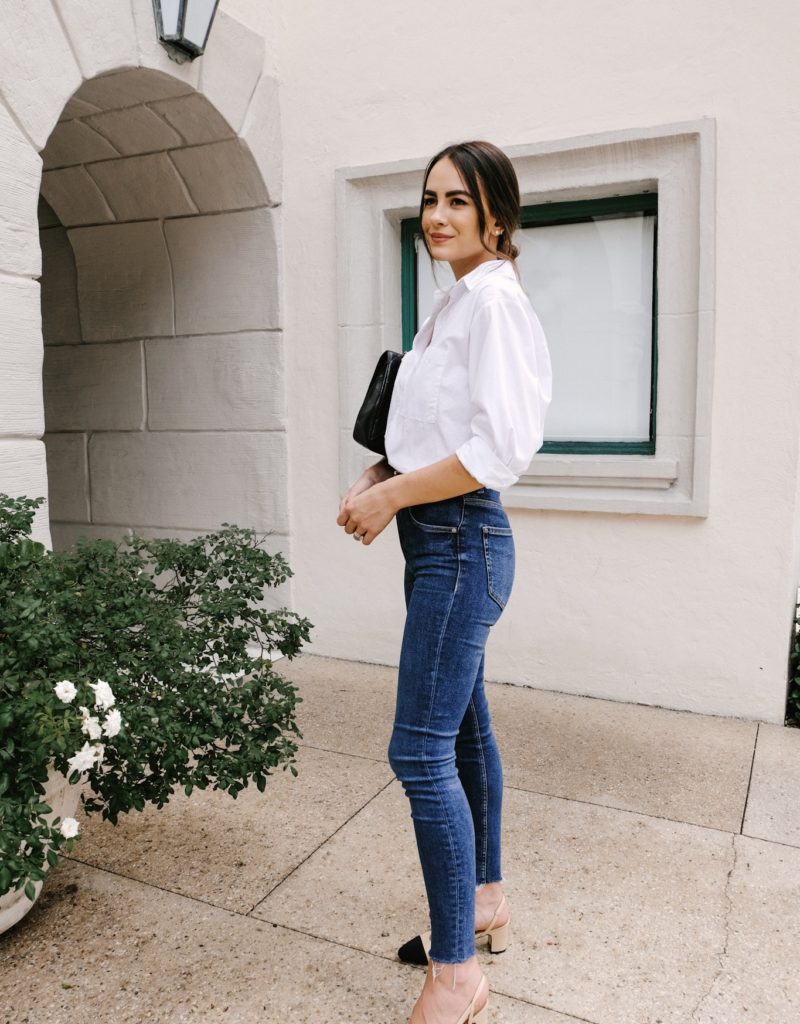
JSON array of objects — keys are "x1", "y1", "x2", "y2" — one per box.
[{"x1": 455, "y1": 436, "x2": 519, "y2": 491}]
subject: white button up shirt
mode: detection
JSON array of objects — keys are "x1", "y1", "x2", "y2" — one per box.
[{"x1": 385, "y1": 259, "x2": 552, "y2": 490}]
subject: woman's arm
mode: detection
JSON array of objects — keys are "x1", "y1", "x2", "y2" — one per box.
[{"x1": 336, "y1": 453, "x2": 481, "y2": 546}]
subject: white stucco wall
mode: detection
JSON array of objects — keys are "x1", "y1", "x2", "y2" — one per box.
[
  {"x1": 269, "y1": 0, "x2": 800, "y2": 721},
  {"x1": 1, "y1": 0, "x2": 798, "y2": 722}
]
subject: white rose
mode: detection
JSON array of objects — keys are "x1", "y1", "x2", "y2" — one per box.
[
  {"x1": 59, "y1": 817, "x2": 80, "y2": 839},
  {"x1": 78, "y1": 706, "x2": 103, "y2": 741},
  {"x1": 92, "y1": 743, "x2": 105, "y2": 764},
  {"x1": 89, "y1": 679, "x2": 115, "y2": 711},
  {"x1": 67, "y1": 742, "x2": 97, "y2": 774},
  {"x1": 103, "y1": 708, "x2": 122, "y2": 738},
  {"x1": 54, "y1": 680, "x2": 77, "y2": 704}
]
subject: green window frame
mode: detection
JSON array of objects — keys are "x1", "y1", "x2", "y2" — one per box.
[{"x1": 400, "y1": 193, "x2": 658, "y2": 456}]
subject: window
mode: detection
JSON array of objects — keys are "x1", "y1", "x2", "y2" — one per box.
[{"x1": 401, "y1": 194, "x2": 658, "y2": 456}]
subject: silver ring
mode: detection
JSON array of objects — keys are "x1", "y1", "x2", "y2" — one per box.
[{"x1": 353, "y1": 531, "x2": 365, "y2": 541}]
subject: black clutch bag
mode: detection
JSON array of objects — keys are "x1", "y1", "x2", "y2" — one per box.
[{"x1": 353, "y1": 349, "x2": 404, "y2": 455}]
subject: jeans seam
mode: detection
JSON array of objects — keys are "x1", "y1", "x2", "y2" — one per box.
[
  {"x1": 422, "y1": 516, "x2": 467, "y2": 962},
  {"x1": 469, "y1": 695, "x2": 489, "y2": 885},
  {"x1": 463, "y1": 498, "x2": 502, "y2": 509}
]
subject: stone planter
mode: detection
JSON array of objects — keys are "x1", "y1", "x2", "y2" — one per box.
[{"x1": 0, "y1": 766, "x2": 82, "y2": 935}]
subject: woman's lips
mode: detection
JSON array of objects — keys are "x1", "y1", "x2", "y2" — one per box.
[{"x1": 429, "y1": 234, "x2": 453, "y2": 243}]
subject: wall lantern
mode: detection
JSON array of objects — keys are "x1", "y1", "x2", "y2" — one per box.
[{"x1": 152, "y1": 0, "x2": 220, "y2": 63}]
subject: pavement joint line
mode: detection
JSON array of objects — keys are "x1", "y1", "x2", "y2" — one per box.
[
  {"x1": 737, "y1": 829, "x2": 800, "y2": 852},
  {"x1": 296, "y1": 741, "x2": 757, "y2": 840},
  {"x1": 61, "y1": 852, "x2": 255, "y2": 917},
  {"x1": 504, "y1": 782, "x2": 746, "y2": 838},
  {"x1": 689, "y1": 831, "x2": 738, "y2": 1021},
  {"x1": 245, "y1": 774, "x2": 398, "y2": 915},
  {"x1": 213, "y1": 912, "x2": 602, "y2": 1024},
  {"x1": 253, "y1": 916, "x2": 603, "y2": 1023},
  {"x1": 738, "y1": 721, "x2": 760, "y2": 834},
  {"x1": 299, "y1": 741, "x2": 387, "y2": 765},
  {"x1": 56, "y1": 856, "x2": 598, "y2": 1022}
]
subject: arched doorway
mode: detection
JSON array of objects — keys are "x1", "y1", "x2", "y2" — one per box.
[
  {"x1": 37, "y1": 66, "x2": 287, "y2": 560},
  {"x1": 0, "y1": 6, "x2": 285, "y2": 572}
]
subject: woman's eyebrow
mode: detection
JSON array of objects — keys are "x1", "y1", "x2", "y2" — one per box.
[{"x1": 423, "y1": 189, "x2": 472, "y2": 198}]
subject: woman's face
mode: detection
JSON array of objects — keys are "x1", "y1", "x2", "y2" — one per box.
[{"x1": 421, "y1": 157, "x2": 500, "y2": 280}]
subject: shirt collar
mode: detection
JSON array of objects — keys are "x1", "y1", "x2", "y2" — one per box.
[
  {"x1": 462, "y1": 258, "x2": 511, "y2": 290},
  {"x1": 433, "y1": 259, "x2": 513, "y2": 304}
]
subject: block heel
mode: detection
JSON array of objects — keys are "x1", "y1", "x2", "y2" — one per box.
[
  {"x1": 474, "y1": 894, "x2": 510, "y2": 955},
  {"x1": 484, "y1": 917, "x2": 509, "y2": 953}
]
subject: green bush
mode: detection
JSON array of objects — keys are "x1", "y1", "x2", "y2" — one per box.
[
  {"x1": 788, "y1": 601, "x2": 800, "y2": 726},
  {"x1": 0, "y1": 494, "x2": 312, "y2": 901}
]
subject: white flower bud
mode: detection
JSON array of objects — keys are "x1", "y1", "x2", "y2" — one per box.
[
  {"x1": 54, "y1": 680, "x2": 77, "y2": 704},
  {"x1": 103, "y1": 708, "x2": 122, "y2": 738},
  {"x1": 67, "y1": 742, "x2": 96, "y2": 774},
  {"x1": 89, "y1": 680, "x2": 115, "y2": 711},
  {"x1": 78, "y1": 706, "x2": 103, "y2": 740},
  {"x1": 59, "y1": 818, "x2": 79, "y2": 839}
]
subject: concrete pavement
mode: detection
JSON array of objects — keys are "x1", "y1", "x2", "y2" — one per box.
[{"x1": 1, "y1": 654, "x2": 798, "y2": 1023}]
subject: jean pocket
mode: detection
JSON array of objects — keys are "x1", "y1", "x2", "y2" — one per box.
[
  {"x1": 408, "y1": 500, "x2": 463, "y2": 533},
  {"x1": 482, "y1": 526, "x2": 515, "y2": 609}
]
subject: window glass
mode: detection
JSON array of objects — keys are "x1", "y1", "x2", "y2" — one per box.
[{"x1": 405, "y1": 195, "x2": 657, "y2": 453}]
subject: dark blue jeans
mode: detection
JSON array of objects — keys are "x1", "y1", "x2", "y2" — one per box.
[{"x1": 388, "y1": 488, "x2": 514, "y2": 963}]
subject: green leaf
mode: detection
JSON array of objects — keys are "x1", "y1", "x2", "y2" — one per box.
[{"x1": 24, "y1": 880, "x2": 36, "y2": 902}]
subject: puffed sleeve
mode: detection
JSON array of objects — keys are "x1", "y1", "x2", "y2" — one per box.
[{"x1": 455, "y1": 291, "x2": 552, "y2": 490}]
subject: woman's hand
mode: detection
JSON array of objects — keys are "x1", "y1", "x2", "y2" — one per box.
[
  {"x1": 338, "y1": 453, "x2": 483, "y2": 547},
  {"x1": 339, "y1": 461, "x2": 389, "y2": 513},
  {"x1": 337, "y1": 460, "x2": 397, "y2": 546}
]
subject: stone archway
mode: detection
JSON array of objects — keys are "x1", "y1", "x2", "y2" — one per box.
[
  {"x1": 0, "y1": 4, "x2": 286, "y2": 558},
  {"x1": 39, "y1": 66, "x2": 286, "y2": 552}
]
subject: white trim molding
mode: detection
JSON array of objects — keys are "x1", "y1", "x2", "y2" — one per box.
[{"x1": 336, "y1": 119, "x2": 716, "y2": 516}]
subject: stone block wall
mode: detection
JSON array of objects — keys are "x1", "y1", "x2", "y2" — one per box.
[{"x1": 35, "y1": 66, "x2": 289, "y2": 599}]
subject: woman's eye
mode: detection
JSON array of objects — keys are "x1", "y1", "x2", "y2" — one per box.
[
  {"x1": 451, "y1": 198, "x2": 466, "y2": 206},
  {"x1": 422, "y1": 196, "x2": 435, "y2": 206}
]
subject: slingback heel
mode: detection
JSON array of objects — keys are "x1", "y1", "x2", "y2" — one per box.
[
  {"x1": 471, "y1": 1001, "x2": 488, "y2": 1024},
  {"x1": 410, "y1": 973, "x2": 489, "y2": 1024},
  {"x1": 457, "y1": 975, "x2": 489, "y2": 1024},
  {"x1": 398, "y1": 896, "x2": 511, "y2": 965},
  {"x1": 474, "y1": 895, "x2": 510, "y2": 954}
]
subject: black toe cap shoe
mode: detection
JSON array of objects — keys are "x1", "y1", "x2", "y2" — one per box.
[{"x1": 397, "y1": 934, "x2": 429, "y2": 966}]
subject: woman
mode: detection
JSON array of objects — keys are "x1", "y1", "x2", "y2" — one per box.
[{"x1": 337, "y1": 141, "x2": 552, "y2": 1024}]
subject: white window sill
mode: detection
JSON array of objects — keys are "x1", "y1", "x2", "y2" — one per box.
[{"x1": 520, "y1": 454, "x2": 678, "y2": 489}]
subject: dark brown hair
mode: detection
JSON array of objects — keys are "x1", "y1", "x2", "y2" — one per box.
[{"x1": 419, "y1": 140, "x2": 521, "y2": 262}]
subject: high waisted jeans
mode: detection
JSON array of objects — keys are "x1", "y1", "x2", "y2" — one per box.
[{"x1": 388, "y1": 487, "x2": 514, "y2": 964}]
